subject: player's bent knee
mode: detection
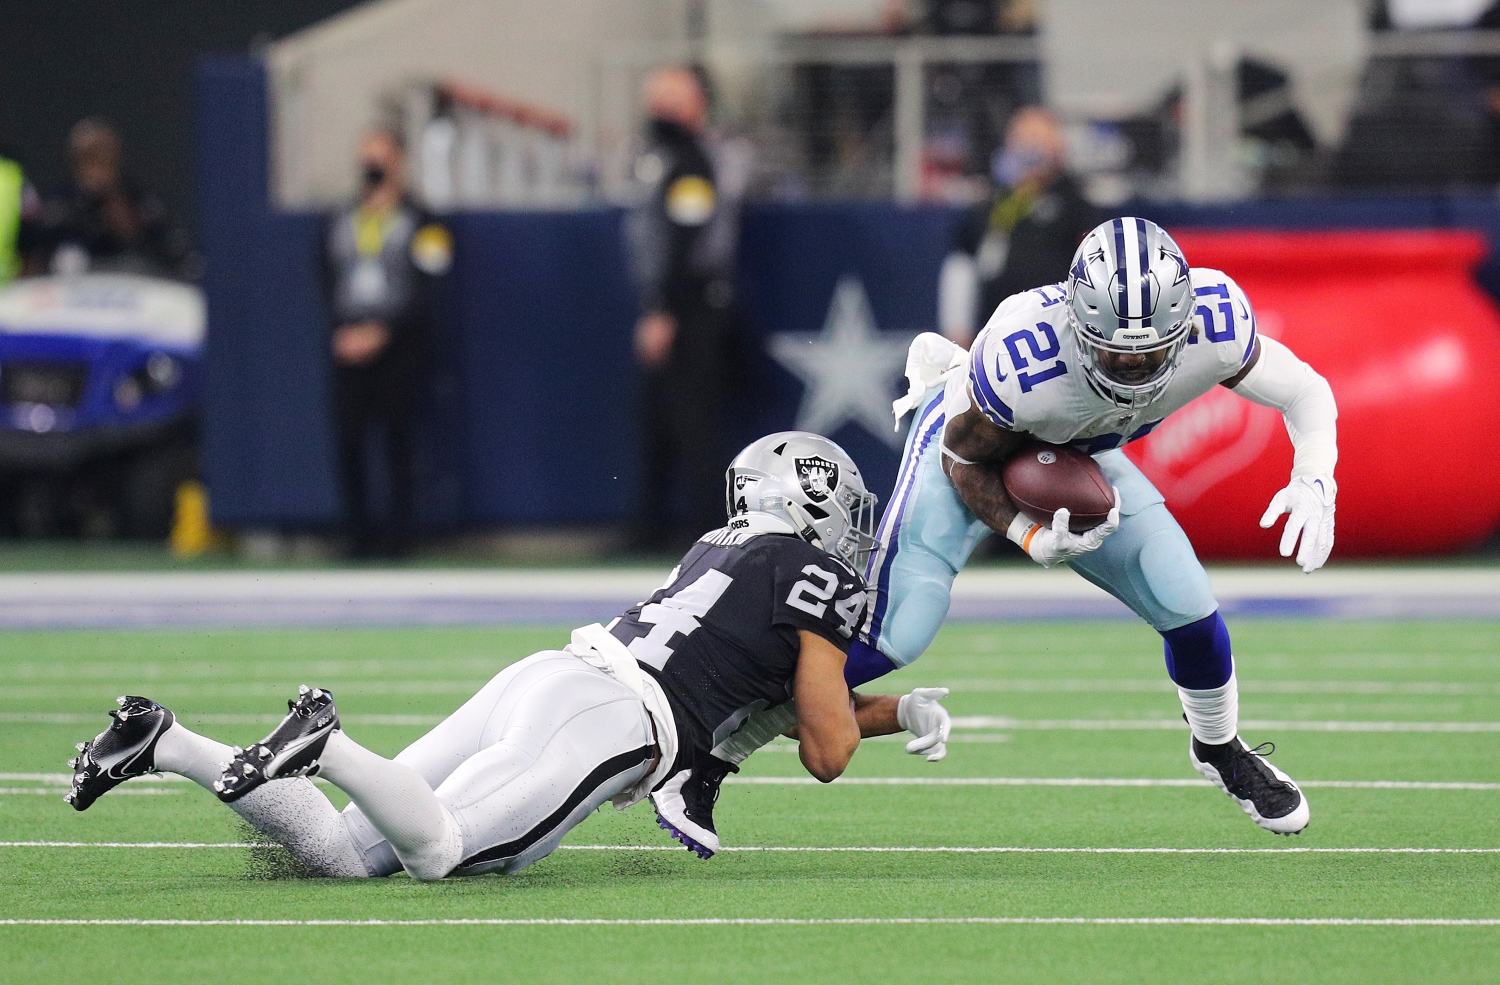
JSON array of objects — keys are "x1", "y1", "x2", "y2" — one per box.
[
  {"x1": 878, "y1": 576, "x2": 952, "y2": 668},
  {"x1": 1136, "y1": 525, "x2": 1217, "y2": 630}
]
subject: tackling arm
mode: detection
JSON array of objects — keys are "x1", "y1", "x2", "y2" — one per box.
[
  {"x1": 793, "y1": 630, "x2": 861, "y2": 782},
  {"x1": 1225, "y1": 337, "x2": 1339, "y2": 571}
]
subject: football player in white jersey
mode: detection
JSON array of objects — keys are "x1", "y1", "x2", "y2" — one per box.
[{"x1": 843, "y1": 217, "x2": 1338, "y2": 835}]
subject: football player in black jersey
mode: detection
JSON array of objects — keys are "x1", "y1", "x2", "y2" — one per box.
[{"x1": 62, "y1": 432, "x2": 953, "y2": 879}]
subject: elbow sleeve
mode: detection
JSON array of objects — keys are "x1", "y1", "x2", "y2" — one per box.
[{"x1": 1232, "y1": 337, "x2": 1338, "y2": 477}]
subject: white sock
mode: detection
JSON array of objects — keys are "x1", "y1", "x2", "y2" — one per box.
[
  {"x1": 154, "y1": 720, "x2": 234, "y2": 788},
  {"x1": 317, "y1": 730, "x2": 464, "y2": 881},
  {"x1": 1178, "y1": 673, "x2": 1239, "y2": 746},
  {"x1": 154, "y1": 721, "x2": 368, "y2": 877}
]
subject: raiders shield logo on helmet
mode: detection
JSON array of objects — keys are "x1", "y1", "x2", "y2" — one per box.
[{"x1": 796, "y1": 456, "x2": 839, "y2": 502}]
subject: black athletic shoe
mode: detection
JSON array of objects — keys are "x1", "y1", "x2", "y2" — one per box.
[
  {"x1": 215, "y1": 685, "x2": 339, "y2": 803},
  {"x1": 1191, "y1": 735, "x2": 1311, "y2": 835},
  {"x1": 65, "y1": 696, "x2": 175, "y2": 812},
  {"x1": 651, "y1": 759, "x2": 736, "y2": 859}
]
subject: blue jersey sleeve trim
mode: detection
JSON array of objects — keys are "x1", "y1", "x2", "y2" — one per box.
[{"x1": 968, "y1": 351, "x2": 1014, "y2": 426}]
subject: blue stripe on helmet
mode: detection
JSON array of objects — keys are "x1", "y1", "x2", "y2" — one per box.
[{"x1": 1112, "y1": 218, "x2": 1127, "y2": 329}]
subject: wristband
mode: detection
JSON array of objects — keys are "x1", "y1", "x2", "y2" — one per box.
[{"x1": 1005, "y1": 512, "x2": 1042, "y2": 553}]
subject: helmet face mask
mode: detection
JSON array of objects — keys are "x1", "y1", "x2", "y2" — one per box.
[
  {"x1": 1066, "y1": 217, "x2": 1196, "y2": 409},
  {"x1": 725, "y1": 431, "x2": 878, "y2": 568}
]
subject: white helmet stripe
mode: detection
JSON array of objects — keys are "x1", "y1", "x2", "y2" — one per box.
[{"x1": 1122, "y1": 216, "x2": 1143, "y2": 321}]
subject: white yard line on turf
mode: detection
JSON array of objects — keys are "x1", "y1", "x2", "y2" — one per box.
[
  {"x1": 11, "y1": 713, "x2": 1500, "y2": 732},
  {"x1": 0, "y1": 787, "x2": 180, "y2": 796},
  {"x1": 949, "y1": 717, "x2": 1500, "y2": 732},
  {"x1": 937, "y1": 679, "x2": 1500, "y2": 695},
  {"x1": 0, "y1": 712, "x2": 442, "y2": 726},
  {"x1": 724, "y1": 777, "x2": 1500, "y2": 790},
  {"x1": 1, "y1": 917, "x2": 1498, "y2": 927},
  {"x1": 3, "y1": 842, "x2": 1498, "y2": 854},
  {"x1": 4, "y1": 773, "x2": 1498, "y2": 791}
]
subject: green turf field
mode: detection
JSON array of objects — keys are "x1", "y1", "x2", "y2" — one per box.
[{"x1": 2, "y1": 619, "x2": 1497, "y2": 983}]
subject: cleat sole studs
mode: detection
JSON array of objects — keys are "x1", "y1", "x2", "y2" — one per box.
[{"x1": 76, "y1": 742, "x2": 87, "y2": 752}]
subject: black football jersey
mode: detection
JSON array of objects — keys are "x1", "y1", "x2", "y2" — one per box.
[{"x1": 610, "y1": 524, "x2": 867, "y2": 768}]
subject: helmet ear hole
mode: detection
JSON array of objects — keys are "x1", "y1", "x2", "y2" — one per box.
[{"x1": 802, "y1": 503, "x2": 829, "y2": 520}]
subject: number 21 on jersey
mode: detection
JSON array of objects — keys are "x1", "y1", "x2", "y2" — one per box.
[{"x1": 1003, "y1": 322, "x2": 1068, "y2": 392}]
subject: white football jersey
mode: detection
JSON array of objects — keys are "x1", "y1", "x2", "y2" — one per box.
[{"x1": 964, "y1": 268, "x2": 1258, "y2": 453}]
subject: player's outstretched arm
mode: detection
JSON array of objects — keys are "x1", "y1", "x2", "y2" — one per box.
[
  {"x1": 1224, "y1": 337, "x2": 1339, "y2": 572},
  {"x1": 852, "y1": 688, "x2": 953, "y2": 762},
  {"x1": 794, "y1": 630, "x2": 861, "y2": 782}
]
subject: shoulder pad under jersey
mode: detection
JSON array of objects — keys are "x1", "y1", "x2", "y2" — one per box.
[
  {"x1": 1187, "y1": 268, "x2": 1258, "y2": 377},
  {"x1": 968, "y1": 284, "x2": 1071, "y2": 429}
]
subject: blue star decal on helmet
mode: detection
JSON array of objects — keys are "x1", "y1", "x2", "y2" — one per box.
[
  {"x1": 1070, "y1": 247, "x2": 1105, "y2": 290},
  {"x1": 1161, "y1": 245, "x2": 1190, "y2": 286}
]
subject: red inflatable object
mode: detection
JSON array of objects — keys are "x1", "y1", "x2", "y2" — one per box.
[{"x1": 1125, "y1": 230, "x2": 1500, "y2": 559}]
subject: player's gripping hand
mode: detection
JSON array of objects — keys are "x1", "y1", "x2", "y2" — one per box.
[
  {"x1": 897, "y1": 687, "x2": 952, "y2": 762},
  {"x1": 1259, "y1": 474, "x2": 1336, "y2": 573},
  {"x1": 1006, "y1": 488, "x2": 1121, "y2": 568}
]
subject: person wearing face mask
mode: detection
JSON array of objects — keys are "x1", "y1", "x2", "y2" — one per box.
[
  {"x1": 323, "y1": 127, "x2": 452, "y2": 559},
  {"x1": 938, "y1": 106, "x2": 1099, "y2": 348}
]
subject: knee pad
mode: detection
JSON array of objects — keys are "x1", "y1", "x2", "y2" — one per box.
[{"x1": 1162, "y1": 610, "x2": 1234, "y2": 690}]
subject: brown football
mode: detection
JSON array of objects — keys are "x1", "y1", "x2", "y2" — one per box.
[{"x1": 999, "y1": 441, "x2": 1114, "y2": 532}]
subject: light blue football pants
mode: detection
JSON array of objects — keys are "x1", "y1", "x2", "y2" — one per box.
[{"x1": 862, "y1": 391, "x2": 1220, "y2": 668}]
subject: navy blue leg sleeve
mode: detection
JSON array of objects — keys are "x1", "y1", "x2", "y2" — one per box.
[
  {"x1": 1161, "y1": 611, "x2": 1233, "y2": 690},
  {"x1": 844, "y1": 638, "x2": 899, "y2": 688}
]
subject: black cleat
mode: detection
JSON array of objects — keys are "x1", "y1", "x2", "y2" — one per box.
[
  {"x1": 1191, "y1": 735, "x2": 1311, "y2": 835},
  {"x1": 650, "y1": 758, "x2": 735, "y2": 859},
  {"x1": 66, "y1": 696, "x2": 175, "y2": 811},
  {"x1": 215, "y1": 685, "x2": 339, "y2": 803}
]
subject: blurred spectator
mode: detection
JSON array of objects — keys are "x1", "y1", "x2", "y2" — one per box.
[
  {"x1": 324, "y1": 127, "x2": 452, "y2": 559},
  {"x1": 938, "y1": 107, "x2": 1099, "y2": 346},
  {"x1": 1469, "y1": 1, "x2": 1500, "y2": 186},
  {"x1": 623, "y1": 66, "x2": 747, "y2": 551},
  {"x1": 0, "y1": 145, "x2": 42, "y2": 284},
  {"x1": 40, "y1": 119, "x2": 195, "y2": 280}
]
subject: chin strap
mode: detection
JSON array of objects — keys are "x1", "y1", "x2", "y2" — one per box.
[{"x1": 781, "y1": 501, "x2": 826, "y2": 551}]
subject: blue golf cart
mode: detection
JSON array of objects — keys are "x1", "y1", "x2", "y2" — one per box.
[{"x1": 0, "y1": 273, "x2": 203, "y2": 537}]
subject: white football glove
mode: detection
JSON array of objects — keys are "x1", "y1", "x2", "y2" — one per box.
[
  {"x1": 1259, "y1": 474, "x2": 1336, "y2": 573},
  {"x1": 896, "y1": 687, "x2": 951, "y2": 762},
  {"x1": 1005, "y1": 488, "x2": 1121, "y2": 568}
]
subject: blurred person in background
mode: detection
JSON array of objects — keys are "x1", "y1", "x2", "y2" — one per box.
[
  {"x1": 40, "y1": 119, "x2": 194, "y2": 280},
  {"x1": 0, "y1": 144, "x2": 42, "y2": 284},
  {"x1": 623, "y1": 66, "x2": 747, "y2": 553},
  {"x1": 938, "y1": 107, "x2": 1098, "y2": 347},
  {"x1": 324, "y1": 127, "x2": 452, "y2": 560}
]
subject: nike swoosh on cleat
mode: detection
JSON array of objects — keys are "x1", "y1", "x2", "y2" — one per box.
[{"x1": 262, "y1": 729, "x2": 329, "y2": 779}]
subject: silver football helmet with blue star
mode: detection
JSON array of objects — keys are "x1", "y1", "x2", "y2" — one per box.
[
  {"x1": 1066, "y1": 217, "x2": 1196, "y2": 409},
  {"x1": 725, "y1": 431, "x2": 878, "y2": 567}
]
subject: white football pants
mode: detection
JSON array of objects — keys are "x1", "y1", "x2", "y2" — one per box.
[{"x1": 342, "y1": 650, "x2": 656, "y2": 878}]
